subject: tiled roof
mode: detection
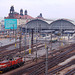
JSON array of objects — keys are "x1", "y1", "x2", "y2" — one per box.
[
  {"x1": 5, "y1": 14, "x2": 34, "y2": 19},
  {"x1": 23, "y1": 15, "x2": 34, "y2": 19},
  {"x1": 35, "y1": 16, "x2": 44, "y2": 20}
]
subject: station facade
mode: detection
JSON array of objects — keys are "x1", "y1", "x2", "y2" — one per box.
[{"x1": 4, "y1": 6, "x2": 75, "y2": 34}]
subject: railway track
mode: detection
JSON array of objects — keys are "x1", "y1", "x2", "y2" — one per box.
[
  {"x1": 3, "y1": 43, "x2": 75, "y2": 75},
  {"x1": 0, "y1": 43, "x2": 44, "y2": 61},
  {"x1": 28, "y1": 46, "x2": 75, "y2": 75},
  {"x1": 64, "y1": 68, "x2": 75, "y2": 75},
  {"x1": 48, "y1": 56, "x2": 75, "y2": 74}
]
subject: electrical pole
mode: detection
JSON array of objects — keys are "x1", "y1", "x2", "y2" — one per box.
[
  {"x1": 35, "y1": 35, "x2": 37, "y2": 62},
  {"x1": 19, "y1": 27, "x2": 22, "y2": 52},
  {"x1": 13, "y1": 24, "x2": 14, "y2": 37},
  {"x1": 24, "y1": 26, "x2": 27, "y2": 61},
  {"x1": 31, "y1": 29, "x2": 33, "y2": 53},
  {"x1": 15, "y1": 30, "x2": 17, "y2": 48},
  {"x1": 45, "y1": 46, "x2": 48, "y2": 75},
  {"x1": 50, "y1": 32, "x2": 52, "y2": 51},
  {"x1": 35, "y1": 23, "x2": 38, "y2": 62}
]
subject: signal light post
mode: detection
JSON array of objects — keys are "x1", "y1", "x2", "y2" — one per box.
[{"x1": 29, "y1": 32, "x2": 31, "y2": 55}]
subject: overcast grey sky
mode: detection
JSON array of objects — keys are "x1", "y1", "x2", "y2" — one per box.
[{"x1": 0, "y1": 0, "x2": 75, "y2": 19}]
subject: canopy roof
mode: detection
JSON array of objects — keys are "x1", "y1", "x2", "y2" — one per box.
[
  {"x1": 26, "y1": 19, "x2": 49, "y2": 29},
  {"x1": 49, "y1": 19, "x2": 75, "y2": 30}
]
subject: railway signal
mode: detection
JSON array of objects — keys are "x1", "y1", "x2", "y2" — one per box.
[
  {"x1": 29, "y1": 48, "x2": 31, "y2": 55},
  {"x1": 15, "y1": 30, "x2": 17, "y2": 48},
  {"x1": 29, "y1": 30, "x2": 31, "y2": 55}
]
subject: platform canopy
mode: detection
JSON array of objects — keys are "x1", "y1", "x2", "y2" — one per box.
[
  {"x1": 25, "y1": 19, "x2": 49, "y2": 30},
  {"x1": 49, "y1": 19, "x2": 75, "y2": 30}
]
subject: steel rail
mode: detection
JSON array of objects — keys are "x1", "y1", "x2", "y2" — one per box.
[
  {"x1": 64, "y1": 68, "x2": 75, "y2": 75},
  {"x1": 28, "y1": 46, "x2": 75, "y2": 75},
  {"x1": 2, "y1": 44, "x2": 75, "y2": 75},
  {"x1": 29, "y1": 52, "x2": 75, "y2": 75}
]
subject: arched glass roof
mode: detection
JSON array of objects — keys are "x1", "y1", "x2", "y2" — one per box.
[
  {"x1": 49, "y1": 19, "x2": 75, "y2": 30},
  {"x1": 26, "y1": 19, "x2": 49, "y2": 29}
]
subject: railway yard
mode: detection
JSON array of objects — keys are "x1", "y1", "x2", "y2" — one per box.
[
  {"x1": 0, "y1": 34, "x2": 75, "y2": 75},
  {"x1": 1, "y1": 2, "x2": 75, "y2": 75}
]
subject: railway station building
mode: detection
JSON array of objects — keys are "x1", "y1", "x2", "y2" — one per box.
[
  {"x1": 49, "y1": 19, "x2": 75, "y2": 34},
  {"x1": 25, "y1": 19, "x2": 75, "y2": 34},
  {"x1": 4, "y1": 6, "x2": 53, "y2": 33},
  {"x1": 4, "y1": 6, "x2": 75, "y2": 34}
]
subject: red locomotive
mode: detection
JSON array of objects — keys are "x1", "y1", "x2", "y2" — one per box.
[{"x1": 0, "y1": 57, "x2": 25, "y2": 73}]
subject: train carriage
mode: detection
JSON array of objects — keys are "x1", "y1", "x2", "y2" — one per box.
[{"x1": 0, "y1": 57, "x2": 24, "y2": 73}]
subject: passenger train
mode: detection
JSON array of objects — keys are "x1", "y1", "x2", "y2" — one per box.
[{"x1": 0, "y1": 57, "x2": 24, "y2": 73}]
